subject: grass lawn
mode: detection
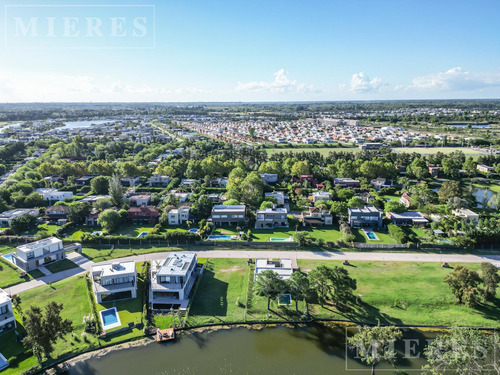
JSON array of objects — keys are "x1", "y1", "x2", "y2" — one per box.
[
  {"x1": 44, "y1": 259, "x2": 79, "y2": 274},
  {"x1": 153, "y1": 315, "x2": 182, "y2": 329},
  {"x1": 252, "y1": 226, "x2": 344, "y2": 242},
  {"x1": 114, "y1": 225, "x2": 156, "y2": 237},
  {"x1": 299, "y1": 260, "x2": 500, "y2": 327},
  {"x1": 0, "y1": 258, "x2": 44, "y2": 289},
  {"x1": 352, "y1": 228, "x2": 397, "y2": 244},
  {"x1": 82, "y1": 245, "x2": 185, "y2": 262}
]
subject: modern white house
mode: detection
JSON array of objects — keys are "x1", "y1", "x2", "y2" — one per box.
[
  {"x1": 168, "y1": 190, "x2": 193, "y2": 203},
  {"x1": 0, "y1": 208, "x2": 39, "y2": 227},
  {"x1": 12, "y1": 237, "x2": 67, "y2": 272},
  {"x1": 254, "y1": 258, "x2": 293, "y2": 280},
  {"x1": 147, "y1": 174, "x2": 170, "y2": 187},
  {"x1": 310, "y1": 191, "x2": 332, "y2": 203},
  {"x1": 168, "y1": 206, "x2": 190, "y2": 225},
  {"x1": 91, "y1": 261, "x2": 137, "y2": 303},
  {"x1": 35, "y1": 188, "x2": 73, "y2": 202},
  {"x1": 452, "y1": 208, "x2": 480, "y2": 225},
  {"x1": 150, "y1": 253, "x2": 199, "y2": 310},
  {"x1": 255, "y1": 208, "x2": 289, "y2": 229},
  {"x1": 265, "y1": 191, "x2": 288, "y2": 206},
  {"x1": 0, "y1": 289, "x2": 16, "y2": 331}
]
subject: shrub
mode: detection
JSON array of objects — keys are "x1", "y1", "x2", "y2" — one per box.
[{"x1": 388, "y1": 224, "x2": 408, "y2": 244}]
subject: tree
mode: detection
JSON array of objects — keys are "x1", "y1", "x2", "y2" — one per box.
[
  {"x1": 68, "y1": 203, "x2": 92, "y2": 224},
  {"x1": 260, "y1": 201, "x2": 274, "y2": 210},
  {"x1": 423, "y1": 326, "x2": 493, "y2": 375},
  {"x1": 120, "y1": 161, "x2": 140, "y2": 177},
  {"x1": 441, "y1": 157, "x2": 461, "y2": 178},
  {"x1": 329, "y1": 266, "x2": 357, "y2": 306},
  {"x1": 24, "y1": 193, "x2": 44, "y2": 208},
  {"x1": 330, "y1": 201, "x2": 348, "y2": 218},
  {"x1": 287, "y1": 271, "x2": 310, "y2": 312},
  {"x1": 462, "y1": 157, "x2": 477, "y2": 177},
  {"x1": 347, "y1": 196, "x2": 365, "y2": 209},
  {"x1": 240, "y1": 172, "x2": 264, "y2": 207},
  {"x1": 108, "y1": 174, "x2": 124, "y2": 206},
  {"x1": 10, "y1": 214, "x2": 37, "y2": 234},
  {"x1": 90, "y1": 176, "x2": 110, "y2": 195},
  {"x1": 438, "y1": 181, "x2": 461, "y2": 203},
  {"x1": 191, "y1": 195, "x2": 213, "y2": 220},
  {"x1": 308, "y1": 265, "x2": 333, "y2": 306},
  {"x1": 444, "y1": 265, "x2": 482, "y2": 307},
  {"x1": 88, "y1": 160, "x2": 114, "y2": 176},
  {"x1": 23, "y1": 302, "x2": 73, "y2": 367},
  {"x1": 407, "y1": 158, "x2": 429, "y2": 180},
  {"x1": 347, "y1": 326, "x2": 402, "y2": 375},
  {"x1": 481, "y1": 262, "x2": 500, "y2": 301},
  {"x1": 384, "y1": 201, "x2": 406, "y2": 213},
  {"x1": 97, "y1": 209, "x2": 122, "y2": 233},
  {"x1": 254, "y1": 270, "x2": 286, "y2": 310},
  {"x1": 291, "y1": 161, "x2": 310, "y2": 177}
]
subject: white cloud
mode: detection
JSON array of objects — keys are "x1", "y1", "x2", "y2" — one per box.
[
  {"x1": 409, "y1": 67, "x2": 500, "y2": 91},
  {"x1": 347, "y1": 72, "x2": 382, "y2": 93},
  {"x1": 236, "y1": 69, "x2": 315, "y2": 94}
]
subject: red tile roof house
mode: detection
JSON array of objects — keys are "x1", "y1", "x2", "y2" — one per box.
[{"x1": 127, "y1": 206, "x2": 160, "y2": 224}]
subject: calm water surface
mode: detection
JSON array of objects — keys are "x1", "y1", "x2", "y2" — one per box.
[{"x1": 69, "y1": 325, "x2": 430, "y2": 375}]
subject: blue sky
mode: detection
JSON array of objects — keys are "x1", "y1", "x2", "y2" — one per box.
[{"x1": 0, "y1": 0, "x2": 499, "y2": 102}]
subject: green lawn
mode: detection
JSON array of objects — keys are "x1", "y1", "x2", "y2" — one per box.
[
  {"x1": 352, "y1": 228, "x2": 397, "y2": 244},
  {"x1": 44, "y1": 259, "x2": 79, "y2": 274},
  {"x1": 0, "y1": 258, "x2": 43, "y2": 289},
  {"x1": 188, "y1": 258, "x2": 500, "y2": 328},
  {"x1": 82, "y1": 245, "x2": 185, "y2": 262},
  {"x1": 113, "y1": 225, "x2": 157, "y2": 237}
]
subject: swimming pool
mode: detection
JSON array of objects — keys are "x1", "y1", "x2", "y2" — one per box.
[
  {"x1": 2, "y1": 253, "x2": 14, "y2": 263},
  {"x1": 91, "y1": 231, "x2": 103, "y2": 236},
  {"x1": 0, "y1": 353, "x2": 9, "y2": 371},
  {"x1": 269, "y1": 237, "x2": 294, "y2": 242},
  {"x1": 99, "y1": 307, "x2": 121, "y2": 330},
  {"x1": 137, "y1": 232, "x2": 148, "y2": 238},
  {"x1": 363, "y1": 229, "x2": 379, "y2": 241},
  {"x1": 207, "y1": 235, "x2": 232, "y2": 240},
  {"x1": 189, "y1": 228, "x2": 199, "y2": 233}
]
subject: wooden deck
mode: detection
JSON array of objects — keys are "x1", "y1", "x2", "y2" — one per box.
[{"x1": 156, "y1": 328, "x2": 175, "y2": 342}]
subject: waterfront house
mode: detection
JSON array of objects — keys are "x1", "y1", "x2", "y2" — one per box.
[
  {"x1": 0, "y1": 208, "x2": 40, "y2": 228},
  {"x1": 210, "y1": 205, "x2": 246, "y2": 226},
  {"x1": 91, "y1": 261, "x2": 137, "y2": 303},
  {"x1": 348, "y1": 205, "x2": 383, "y2": 228},
  {"x1": 12, "y1": 237, "x2": 67, "y2": 271},
  {"x1": 301, "y1": 207, "x2": 333, "y2": 226},
  {"x1": 127, "y1": 206, "x2": 160, "y2": 224},
  {"x1": 168, "y1": 206, "x2": 191, "y2": 225},
  {"x1": 254, "y1": 259, "x2": 293, "y2": 280},
  {"x1": 0, "y1": 289, "x2": 16, "y2": 331},
  {"x1": 255, "y1": 207, "x2": 289, "y2": 229},
  {"x1": 150, "y1": 253, "x2": 199, "y2": 310}
]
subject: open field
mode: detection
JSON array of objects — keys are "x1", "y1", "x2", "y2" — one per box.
[
  {"x1": 263, "y1": 146, "x2": 361, "y2": 156},
  {"x1": 187, "y1": 258, "x2": 500, "y2": 328},
  {"x1": 393, "y1": 147, "x2": 489, "y2": 155}
]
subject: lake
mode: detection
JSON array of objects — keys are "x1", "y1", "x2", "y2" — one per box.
[
  {"x1": 448, "y1": 124, "x2": 491, "y2": 128},
  {"x1": 69, "y1": 325, "x2": 431, "y2": 375},
  {"x1": 61, "y1": 120, "x2": 114, "y2": 129},
  {"x1": 473, "y1": 187, "x2": 496, "y2": 208}
]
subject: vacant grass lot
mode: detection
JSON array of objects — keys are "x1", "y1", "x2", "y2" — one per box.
[
  {"x1": 44, "y1": 259, "x2": 79, "y2": 274},
  {"x1": 82, "y1": 245, "x2": 185, "y2": 262},
  {"x1": 187, "y1": 258, "x2": 500, "y2": 328}
]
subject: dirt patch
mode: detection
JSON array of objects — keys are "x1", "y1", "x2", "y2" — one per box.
[{"x1": 219, "y1": 266, "x2": 245, "y2": 273}]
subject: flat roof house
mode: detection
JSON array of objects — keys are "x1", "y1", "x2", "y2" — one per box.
[
  {"x1": 91, "y1": 261, "x2": 137, "y2": 303},
  {"x1": 260, "y1": 173, "x2": 278, "y2": 184},
  {"x1": 0, "y1": 289, "x2": 16, "y2": 331},
  {"x1": 12, "y1": 237, "x2": 66, "y2": 272},
  {"x1": 150, "y1": 253, "x2": 199, "y2": 310},
  {"x1": 452, "y1": 208, "x2": 480, "y2": 224},
  {"x1": 265, "y1": 191, "x2": 288, "y2": 206},
  {"x1": 210, "y1": 205, "x2": 246, "y2": 226},
  {"x1": 0, "y1": 208, "x2": 39, "y2": 228},
  {"x1": 76, "y1": 175, "x2": 98, "y2": 187},
  {"x1": 127, "y1": 194, "x2": 151, "y2": 207},
  {"x1": 147, "y1": 174, "x2": 170, "y2": 187},
  {"x1": 168, "y1": 206, "x2": 190, "y2": 226},
  {"x1": 36, "y1": 188, "x2": 73, "y2": 202},
  {"x1": 386, "y1": 211, "x2": 429, "y2": 226},
  {"x1": 255, "y1": 208, "x2": 289, "y2": 229},
  {"x1": 348, "y1": 205, "x2": 383, "y2": 228},
  {"x1": 334, "y1": 178, "x2": 360, "y2": 188},
  {"x1": 310, "y1": 191, "x2": 332, "y2": 203},
  {"x1": 477, "y1": 164, "x2": 495, "y2": 174},
  {"x1": 254, "y1": 259, "x2": 293, "y2": 280}
]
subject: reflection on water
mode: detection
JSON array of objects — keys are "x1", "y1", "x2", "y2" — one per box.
[
  {"x1": 61, "y1": 120, "x2": 114, "y2": 129},
  {"x1": 473, "y1": 188, "x2": 496, "y2": 208},
  {"x1": 69, "y1": 325, "x2": 431, "y2": 375}
]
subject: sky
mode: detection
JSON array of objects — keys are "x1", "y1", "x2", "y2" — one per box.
[{"x1": 0, "y1": 0, "x2": 499, "y2": 102}]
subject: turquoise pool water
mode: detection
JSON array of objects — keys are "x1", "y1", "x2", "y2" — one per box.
[
  {"x1": 137, "y1": 232, "x2": 148, "y2": 238},
  {"x1": 208, "y1": 235, "x2": 231, "y2": 240},
  {"x1": 2, "y1": 253, "x2": 14, "y2": 263},
  {"x1": 100, "y1": 307, "x2": 121, "y2": 330},
  {"x1": 363, "y1": 230, "x2": 379, "y2": 241},
  {"x1": 189, "y1": 229, "x2": 199, "y2": 233}
]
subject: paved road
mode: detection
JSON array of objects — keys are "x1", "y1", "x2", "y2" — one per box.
[{"x1": 6, "y1": 250, "x2": 500, "y2": 296}]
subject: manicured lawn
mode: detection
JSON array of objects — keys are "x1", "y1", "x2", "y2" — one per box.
[
  {"x1": 0, "y1": 258, "x2": 42, "y2": 289},
  {"x1": 114, "y1": 225, "x2": 156, "y2": 237},
  {"x1": 82, "y1": 245, "x2": 184, "y2": 262},
  {"x1": 44, "y1": 259, "x2": 79, "y2": 274},
  {"x1": 299, "y1": 260, "x2": 500, "y2": 327},
  {"x1": 252, "y1": 226, "x2": 343, "y2": 243},
  {"x1": 393, "y1": 147, "x2": 489, "y2": 156},
  {"x1": 153, "y1": 315, "x2": 182, "y2": 329},
  {"x1": 352, "y1": 228, "x2": 397, "y2": 244}
]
